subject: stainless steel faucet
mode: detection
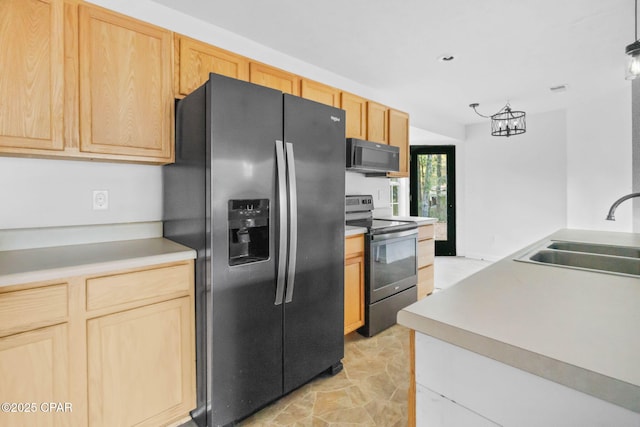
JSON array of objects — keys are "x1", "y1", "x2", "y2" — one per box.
[{"x1": 606, "y1": 192, "x2": 640, "y2": 220}]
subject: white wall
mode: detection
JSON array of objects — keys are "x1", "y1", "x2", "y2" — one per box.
[
  {"x1": 0, "y1": 0, "x2": 454, "y2": 234},
  {"x1": 462, "y1": 110, "x2": 568, "y2": 261},
  {"x1": 345, "y1": 172, "x2": 392, "y2": 216},
  {"x1": 0, "y1": 157, "x2": 161, "y2": 229},
  {"x1": 567, "y1": 86, "x2": 633, "y2": 231}
]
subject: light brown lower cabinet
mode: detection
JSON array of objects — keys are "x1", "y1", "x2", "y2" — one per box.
[
  {"x1": 0, "y1": 260, "x2": 195, "y2": 427},
  {"x1": 344, "y1": 234, "x2": 365, "y2": 334},
  {"x1": 87, "y1": 297, "x2": 193, "y2": 427},
  {"x1": 417, "y1": 224, "x2": 435, "y2": 299},
  {"x1": 0, "y1": 324, "x2": 70, "y2": 427}
]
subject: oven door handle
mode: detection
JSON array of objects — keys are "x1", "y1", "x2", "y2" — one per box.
[{"x1": 370, "y1": 229, "x2": 418, "y2": 241}]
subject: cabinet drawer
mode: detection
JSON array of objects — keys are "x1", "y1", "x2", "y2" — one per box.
[
  {"x1": 418, "y1": 224, "x2": 434, "y2": 240},
  {"x1": 418, "y1": 265, "x2": 435, "y2": 299},
  {"x1": 418, "y1": 240, "x2": 435, "y2": 268},
  {"x1": 0, "y1": 284, "x2": 68, "y2": 337},
  {"x1": 345, "y1": 235, "x2": 365, "y2": 258},
  {"x1": 86, "y1": 263, "x2": 191, "y2": 312}
]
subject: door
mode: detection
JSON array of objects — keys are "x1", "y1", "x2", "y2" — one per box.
[
  {"x1": 410, "y1": 146, "x2": 456, "y2": 256},
  {"x1": 249, "y1": 62, "x2": 300, "y2": 95},
  {"x1": 300, "y1": 79, "x2": 341, "y2": 107},
  {"x1": 366, "y1": 101, "x2": 388, "y2": 144},
  {"x1": 282, "y1": 95, "x2": 345, "y2": 393},
  {"x1": 0, "y1": 324, "x2": 69, "y2": 427},
  {"x1": 369, "y1": 231, "x2": 418, "y2": 303},
  {"x1": 341, "y1": 92, "x2": 367, "y2": 139},
  {"x1": 207, "y1": 75, "x2": 284, "y2": 425},
  {"x1": 87, "y1": 298, "x2": 193, "y2": 427},
  {"x1": 78, "y1": 4, "x2": 173, "y2": 161},
  {"x1": 175, "y1": 34, "x2": 249, "y2": 97},
  {"x1": 0, "y1": 0, "x2": 64, "y2": 153}
]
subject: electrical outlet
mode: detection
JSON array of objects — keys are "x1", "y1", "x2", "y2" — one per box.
[{"x1": 93, "y1": 190, "x2": 109, "y2": 210}]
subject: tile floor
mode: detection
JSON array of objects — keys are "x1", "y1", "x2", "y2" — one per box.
[
  {"x1": 182, "y1": 256, "x2": 492, "y2": 426},
  {"x1": 239, "y1": 325, "x2": 410, "y2": 426}
]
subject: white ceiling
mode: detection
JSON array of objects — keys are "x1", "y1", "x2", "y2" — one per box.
[{"x1": 150, "y1": 0, "x2": 634, "y2": 137}]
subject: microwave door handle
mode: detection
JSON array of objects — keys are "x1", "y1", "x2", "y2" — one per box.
[
  {"x1": 284, "y1": 142, "x2": 297, "y2": 303},
  {"x1": 274, "y1": 140, "x2": 287, "y2": 306}
]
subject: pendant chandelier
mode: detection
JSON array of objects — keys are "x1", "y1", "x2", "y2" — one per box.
[
  {"x1": 626, "y1": 0, "x2": 640, "y2": 79},
  {"x1": 469, "y1": 102, "x2": 526, "y2": 137}
]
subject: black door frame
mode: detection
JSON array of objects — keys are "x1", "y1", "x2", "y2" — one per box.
[{"x1": 410, "y1": 145, "x2": 456, "y2": 256}]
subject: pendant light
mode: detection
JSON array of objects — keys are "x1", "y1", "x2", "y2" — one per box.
[
  {"x1": 626, "y1": 0, "x2": 640, "y2": 80},
  {"x1": 469, "y1": 102, "x2": 526, "y2": 137}
]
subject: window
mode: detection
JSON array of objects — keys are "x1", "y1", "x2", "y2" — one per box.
[{"x1": 390, "y1": 178, "x2": 399, "y2": 215}]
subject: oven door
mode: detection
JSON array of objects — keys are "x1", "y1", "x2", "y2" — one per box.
[{"x1": 367, "y1": 229, "x2": 418, "y2": 304}]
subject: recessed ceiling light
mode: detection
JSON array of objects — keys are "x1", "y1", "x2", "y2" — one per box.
[{"x1": 437, "y1": 54, "x2": 456, "y2": 62}]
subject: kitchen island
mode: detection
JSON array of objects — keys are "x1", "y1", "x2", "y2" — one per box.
[{"x1": 398, "y1": 229, "x2": 640, "y2": 426}]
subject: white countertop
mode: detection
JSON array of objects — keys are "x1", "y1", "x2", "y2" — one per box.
[
  {"x1": 345, "y1": 225, "x2": 367, "y2": 237},
  {"x1": 0, "y1": 238, "x2": 196, "y2": 287},
  {"x1": 375, "y1": 215, "x2": 437, "y2": 226},
  {"x1": 398, "y1": 228, "x2": 640, "y2": 413}
]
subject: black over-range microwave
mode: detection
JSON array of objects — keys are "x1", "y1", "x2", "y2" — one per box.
[{"x1": 346, "y1": 138, "x2": 400, "y2": 174}]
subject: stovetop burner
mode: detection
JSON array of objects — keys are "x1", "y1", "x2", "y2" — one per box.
[{"x1": 346, "y1": 218, "x2": 416, "y2": 233}]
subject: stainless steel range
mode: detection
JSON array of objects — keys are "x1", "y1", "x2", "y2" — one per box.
[{"x1": 345, "y1": 195, "x2": 418, "y2": 336}]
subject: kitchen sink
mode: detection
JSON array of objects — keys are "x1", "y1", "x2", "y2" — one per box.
[
  {"x1": 547, "y1": 241, "x2": 640, "y2": 258},
  {"x1": 515, "y1": 240, "x2": 640, "y2": 277},
  {"x1": 529, "y1": 249, "x2": 640, "y2": 276}
]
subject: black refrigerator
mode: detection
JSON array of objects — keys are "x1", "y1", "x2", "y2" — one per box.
[{"x1": 163, "y1": 73, "x2": 345, "y2": 427}]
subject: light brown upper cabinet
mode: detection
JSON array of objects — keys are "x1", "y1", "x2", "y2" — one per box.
[
  {"x1": 77, "y1": 4, "x2": 174, "y2": 163},
  {"x1": 341, "y1": 92, "x2": 367, "y2": 140},
  {"x1": 367, "y1": 101, "x2": 389, "y2": 144},
  {"x1": 0, "y1": 0, "x2": 65, "y2": 154},
  {"x1": 249, "y1": 62, "x2": 300, "y2": 96},
  {"x1": 387, "y1": 109, "x2": 410, "y2": 178},
  {"x1": 174, "y1": 34, "x2": 249, "y2": 98},
  {"x1": 301, "y1": 79, "x2": 340, "y2": 107}
]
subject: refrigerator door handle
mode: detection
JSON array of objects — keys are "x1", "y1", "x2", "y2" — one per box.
[
  {"x1": 274, "y1": 140, "x2": 288, "y2": 306},
  {"x1": 284, "y1": 142, "x2": 298, "y2": 303}
]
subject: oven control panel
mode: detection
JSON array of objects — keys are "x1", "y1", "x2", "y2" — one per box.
[{"x1": 346, "y1": 195, "x2": 374, "y2": 213}]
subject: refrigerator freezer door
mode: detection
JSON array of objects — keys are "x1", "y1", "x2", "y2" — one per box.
[
  {"x1": 282, "y1": 95, "x2": 346, "y2": 393},
  {"x1": 207, "y1": 74, "x2": 285, "y2": 425}
]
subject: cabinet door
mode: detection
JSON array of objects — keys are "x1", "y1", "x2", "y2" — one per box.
[
  {"x1": 0, "y1": 0, "x2": 64, "y2": 153},
  {"x1": 344, "y1": 235, "x2": 365, "y2": 335},
  {"x1": 0, "y1": 324, "x2": 70, "y2": 427},
  {"x1": 341, "y1": 92, "x2": 367, "y2": 140},
  {"x1": 249, "y1": 62, "x2": 300, "y2": 95},
  {"x1": 175, "y1": 34, "x2": 249, "y2": 97},
  {"x1": 417, "y1": 384, "x2": 500, "y2": 427},
  {"x1": 418, "y1": 264, "x2": 435, "y2": 299},
  {"x1": 417, "y1": 224, "x2": 435, "y2": 299},
  {"x1": 367, "y1": 101, "x2": 388, "y2": 144},
  {"x1": 87, "y1": 297, "x2": 194, "y2": 427},
  {"x1": 301, "y1": 79, "x2": 340, "y2": 107},
  {"x1": 78, "y1": 5, "x2": 173, "y2": 162},
  {"x1": 344, "y1": 255, "x2": 365, "y2": 334},
  {"x1": 387, "y1": 109, "x2": 409, "y2": 178}
]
